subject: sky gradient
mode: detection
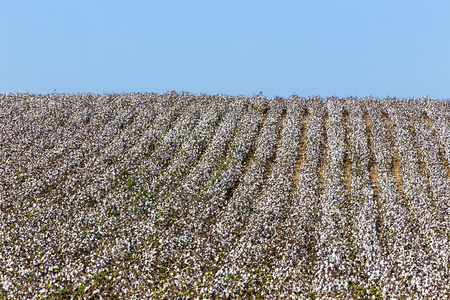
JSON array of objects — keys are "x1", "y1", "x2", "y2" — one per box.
[{"x1": 1, "y1": 0, "x2": 449, "y2": 99}]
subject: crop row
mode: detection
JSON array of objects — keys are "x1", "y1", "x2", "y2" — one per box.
[{"x1": 1, "y1": 93, "x2": 450, "y2": 298}]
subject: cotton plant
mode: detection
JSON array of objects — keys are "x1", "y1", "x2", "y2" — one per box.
[{"x1": 2, "y1": 93, "x2": 450, "y2": 298}]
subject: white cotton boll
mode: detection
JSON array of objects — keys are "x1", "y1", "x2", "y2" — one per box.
[{"x1": 3, "y1": 94, "x2": 450, "y2": 298}]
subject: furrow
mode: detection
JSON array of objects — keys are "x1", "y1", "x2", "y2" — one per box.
[
  {"x1": 423, "y1": 112, "x2": 450, "y2": 180},
  {"x1": 318, "y1": 114, "x2": 328, "y2": 194},
  {"x1": 292, "y1": 109, "x2": 310, "y2": 189},
  {"x1": 263, "y1": 103, "x2": 287, "y2": 185},
  {"x1": 382, "y1": 112, "x2": 407, "y2": 204},
  {"x1": 344, "y1": 98, "x2": 383, "y2": 292},
  {"x1": 312, "y1": 98, "x2": 351, "y2": 297},
  {"x1": 406, "y1": 116, "x2": 433, "y2": 199},
  {"x1": 363, "y1": 111, "x2": 383, "y2": 238},
  {"x1": 342, "y1": 109, "x2": 352, "y2": 194}
]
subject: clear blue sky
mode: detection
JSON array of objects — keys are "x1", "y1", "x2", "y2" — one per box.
[{"x1": 1, "y1": 0, "x2": 449, "y2": 99}]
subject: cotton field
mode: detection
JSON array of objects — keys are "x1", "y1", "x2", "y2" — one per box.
[{"x1": 1, "y1": 93, "x2": 450, "y2": 299}]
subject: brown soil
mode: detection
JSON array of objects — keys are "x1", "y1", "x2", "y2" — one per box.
[
  {"x1": 383, "y1": 114, "x2": 407, "y2": 203},
  {"x1": 318, "y1": 114, "x2": 328, "y2": 193},
  {"x1": 364, "y1": 112, "x2": 383, "y2": 235},
  {"x1": 243, "y1": 111, "x2": 268, "y2": 173},
  {"x1": 243, "y1": 157, "x2": 254, "y2": 173},
  {"x1": 364, "y1": 113, "x2": 381, "y2": 202},
  {"x1": 263, "y1": 109, "x2": 287, "y2": 182},
  {"x1": 343, "y1": 111, "x2": 352, "y2": 194},
  {"x1": 423, "y1": 113, "x2": 450, "y2": 179},
  {"x1": 407, "y1": 117, "x2": 433, "y2": 199},
  {"x1": 293, "y1": 110, "x2": 310, "y2": 188}
]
